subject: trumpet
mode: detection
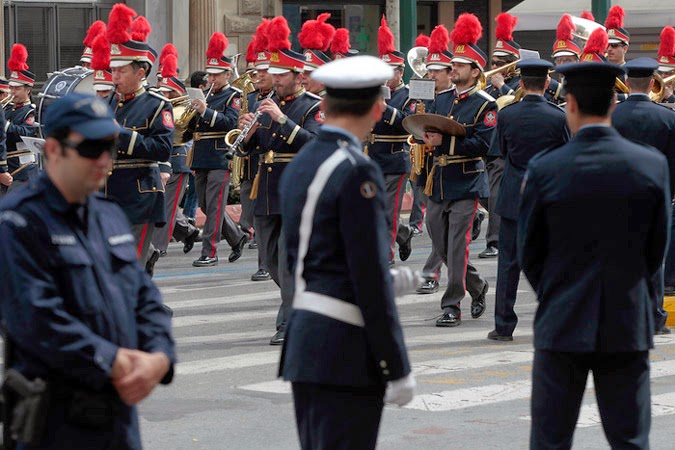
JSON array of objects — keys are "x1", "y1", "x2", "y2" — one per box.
[
  {"x1": 650, "y1": 73, "x2": 675, "y2": 102},
  {"x1": 224, "y1": 89, "x2": 275, "y2": 157},
  {"x1": 1, "y1": 94, "x2": 14, "y2": 108},
  {"x1": 479, "y1": 60, "x2": 520, "y2": 91}
]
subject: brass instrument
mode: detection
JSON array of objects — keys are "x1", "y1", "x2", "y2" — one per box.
[
  {"x1": 175, "y1": 83, "x2": 215, "y2": 142},
  {"x1": 650, "y1": 73, "x2": 675, "y2": 102},
  {"x1": 170, "y1": 95, "x2": 192, "y2": 145},
  {"x1": 615, "y1": 77, "x2": 630, "y2": 95},
  {"x1": 408, "y1": 100, "x2": 431, "y2": 181},
  {"x1": 1, "y1": 94, "x2": 14, "y2": 108},
  {"x1": 569, "y1": 15, "x2": 606, "y2": 41},
  {"x1": 407, "y1": 46, "x2": 429, "y2": 79},
  {"x1": 479, "y1": 60, "x2": 521, "y2": 91}
]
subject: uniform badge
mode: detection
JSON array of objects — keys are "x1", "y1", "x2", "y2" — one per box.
[
  {"x1": 315, "y1": 110, "x2": 325, "y2": 123},
  {"x1": 25, "y1": 114, "x2": 35, "y2": 126},
  {"x1": 232, "y1": 97, "x2": 241, "y2": 111},
  {"x1": 360, "y1": 181, "x2": 377, "y2": 199},
  {"x1": 162, "y1": 110, "x2": 174, "y2": 128},
  {"x1": 483, "y1": 111, "x2": 497, "y2": 127},
  {"x1": 409, "y1": 101, "x2": 417, "y2": 112}
]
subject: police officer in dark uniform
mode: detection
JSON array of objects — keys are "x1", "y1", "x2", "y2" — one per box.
[
  {"x1": 0, "y1": 93, "x2": 175, "y2": 450},
  {"x1": 191, "y1": 31, "x2": 247, "y2": 267},
  {"x1": 279, "y1": 54, "x2": 414, "y2": 450},
  {"x1": 520, "y1": 62, "x2": 669, "y2": 450},
  {"x1": 612, "y1": 57, "x2": 675, "y2": 335},
  {"x1": 105, "y1": 4, "x2": 174, "y2": 267},
  {"x1": 418, "y1": 14, "x2": 493, "y2": 327},
  {"x1": 239, "y1": 16, "x2": 322, "y2": 345},
  {"x1": 372, "y1": 16, "x2": 415, "y2": 265},
  {"x1": 486, "y1": 59, "x2": 570, "y2": 342},
  {"x1": 2, "y1": 44, "x2": 38, "y2": 196}
]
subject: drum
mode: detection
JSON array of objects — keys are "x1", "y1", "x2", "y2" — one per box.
[{"x1": 37, "y1": 67, "x2": 95, "y2": 137}]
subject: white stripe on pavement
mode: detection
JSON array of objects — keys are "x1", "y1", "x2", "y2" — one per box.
[
  {"x1": 172, "y1": 310, "x2": 277, "y2": 328},
  {"x1": 176, "y1": 350, "x2": 281, "y2": 375}
]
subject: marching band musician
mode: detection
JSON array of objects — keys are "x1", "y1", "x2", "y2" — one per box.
[
  {"x1": 369, "y1": 15, "x2": 416, "y2": 267},
  {"x1": 486, "y1": 13, "x2": 521, "y2": 99},
  {"x1": 657, "y1": 26, "x2": 675, "y2": 104},
  {"x1": 298, "y1": 13, "x2": 335, "y2": 98},
  {"x1": 605, "y1": 5, "x2": 630, "y2": 66},
  {"x1": 190, "y1": 31, "x2": 247, "y2": 267},
  {"x1": 80, "y1": 20, "x2": 106, "y2": 69},
  {"x1": 90, "y1": 26, "x2": 115, "y2": 99},
  {"x1": 330, "y1": 27, "x2": 352, "y2": 60},
  {"x1": 551, "y1": 14, "x2": 582, "y2": 66},
  {"x1": 612, "y1": 57, "x2": 675, "y2": 336},
  {"x1": 150, "y1": 48, "x2": 201, "y2": 259},
  {"x1": 1, "y1": 79, "x2": 11, "y2": 191},
  {"x1": 105, "y1": 4, "x2": 174, "y2": 266},
  {"x1": 0, "y1": 78, "x2": 11, "y2": 104},
  {"x1": 419, "y1": 13, "x2": 494, "y2": 327},
  {"x1": 2, "y1": 44, "x2": 38, "y2": 197},
  {"x1": 487, "y1": 59, "x2": 570, "y2": 342},
  {"x1": 238, "y1": 16, "x2": 323, "y2": 345}
]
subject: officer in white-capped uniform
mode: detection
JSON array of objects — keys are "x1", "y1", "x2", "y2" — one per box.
[{"x1": 278, "y1": 55, "x2": 415, "y2": 450}]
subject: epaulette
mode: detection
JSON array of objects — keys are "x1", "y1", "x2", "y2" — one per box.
[
  {"x1": 148, "y1": 90, "x2": 170, "y2": 102},
  {"x1": 477, "y1": 90, "x2": 497, "y2": 103},
  {"x1": 230, "y1": 85, "x2": 243, "y2": 94},
  {"x1": 499, "y1": 100, "x2": 519, "y2": 112},
  {"x1": 305, "y1": 92, "x2": 322, "y2": 101},
  {"x1": 545, "y1": 101, "x2": 566, "y2": 113}
]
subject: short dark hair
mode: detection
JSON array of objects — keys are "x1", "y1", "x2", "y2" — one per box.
[
  {"x1": 130, "y1": 61, "x2": 150, "y2": 76},
  {"x1": 43, "y1": 127, "x2": 71, "y2": 160},
  {"x1": 567, "y1": 85, "x2": 614, "y2": 116},
  {"x1": 521, "y1": 75, "x2": 547, "y2": 92},
  {"x1": 627, "y1": 77, "x2": 651, "y2": 94},
  {"x1": 323, "y1": 94, "x2": 380, "y2": 117},
  {"x1": 189, "y1": 71, "x2": 208, "y2": 88}
]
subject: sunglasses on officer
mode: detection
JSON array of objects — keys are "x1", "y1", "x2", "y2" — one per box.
[{"x1": 60, "y1": 138, "x2": 118, "y2": 160}]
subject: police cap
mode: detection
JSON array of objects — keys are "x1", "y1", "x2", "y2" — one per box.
[
  {"x1": 312, "y1": 55, "x2": 394, "y2": 99},
  {"x1": 516, "y1": 59, "x2": 554, "y2": 77},
  {"x1": 43, "y1": 93, "x2": 119, "y2": 140},
  {"x1": 624, "y1": 57, "x2": 659, "y2": 78},
  {"x1": 556, "y1": 61, "x2": 626, "y2": 90}
]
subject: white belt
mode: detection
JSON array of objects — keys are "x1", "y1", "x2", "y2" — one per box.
[{"x1": 293, "y1": 291, "x2": 365, "y2": 327}]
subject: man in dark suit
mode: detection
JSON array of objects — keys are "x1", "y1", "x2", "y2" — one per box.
[
  {"x1": 279, "y1": 55, "x2": 414, "y2": 450},
  {"x1": 612, "y1": 57, "x2": 675, "y2": 335},
  {"x1": 519, "y1": 62, "x2": 670, "y2": 449},
  {"x1": 487, "y1": 59, "x2": 570, "y2": 342}
]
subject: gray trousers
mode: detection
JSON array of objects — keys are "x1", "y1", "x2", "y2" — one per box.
[
  {"x1": 255, "y1": 214, "x2": 293, "y2": 331},
  {"x1": 426, "y1": 198, "x2": 486, "y2": 312},
  {"x1": 151, "y1": 172, "x2": 191, "y2": 252},
  {"x1": 195, "y1": 169, "x2": 240, "y2": 259},
  {"x1": 485, "y1": 157, "x2": 504, "y2": 248},
  {"x1": 131, "y1": 223, "x2": 156, "y2": 266},
  {"x1": 384, "y1": 173, "x2": 413, "y2": 262},
  {"x1": 220, "y1": 210, "x2": 246, "y2": 248},
  {"x1": 241, "y1": 178, "x2": 267, "y2": 271}
]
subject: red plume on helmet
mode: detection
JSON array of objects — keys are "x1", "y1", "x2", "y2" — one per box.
[
  {"x1": 91, "y1": 34, "x2": 111, "y2": 70},
  {"x1": 604, "y1": 5, "x2": 625, "y2": 29},
  {"x1": 8, "y1": 44, "x2": 29, "y2": 71},
  {"x1": 267, "y1": 16, "x2": 291, "y2": 52},
  {"x1": 659, "y1": 26, "x2": 675, "y2": 58},
  {"x1": 580, "y1": 11, "x2": 595, "y2": 22},
  {"x1": 206, "y1": 32, "x2": 228, "y2": 59},
  {"x1": 331, "y1": 28, "x2": 350, "y2": 54},
  {"x1": 415, "y1": 33, "x2": 430, "y2": 48},
  {"x1": 107, "y1": 3, "x2": 136, "y2": 45},
  {"x1": 246, "y1": 37, "x2": 257, "y2": 63},
  {"x1": 451, "y1": 13, "x2": 483, "y2": 45},
  {"x1": 378, "y1": 15, "x2": 396, "y2": 55},
  {"x1": 161, "y1": 54, "x2": 178, "y2": 79},
  {"x1": 159, "y1": 44, "x2": 178, "y2": 66},
  {"x1": 131, "y1": 16, "x2": 151, "y2": 42},
  {"x1": 428, "y1": 26, "x2": 450, "y2": 54},
  {"x1": 583, "y1": 27, "x2": 608, "y2": 54},
  {"x1": 556, "y1": 14, "x2": 576, "y2": 40},
  {"x1": 254, "y1": 19, "x2": 270, "y2": 52},
  {"x1": 495, "y1": 13, "x2": 517, "y2": 42},
  {"x1": 84, "y1": 20, "x2": 106, "y2": 47},
  {"x1": 298, "y1": 13, "x2": 335, "y2": 51}
]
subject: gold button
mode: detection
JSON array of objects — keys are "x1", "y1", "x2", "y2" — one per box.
[
  {"x1": 132, "y1": 127, "x2": 137, "y2": 130},
  {"x1": 383, "y1": 369, "x2": 390, "y2": 375},
  {"x1": 152, "y1": 187, "x2": 157, "y2": 191},
  {"x1": 379, "y1": 360, "x2": 387, "y2": 368},
  {"x1": 107, "y1": 171, "x2": 113, "y2": 176},
  {"x1": 280, "y1": 101, "x2": 286, "y2": 106},
  {"x1": 449, "y1": 115, "x2": 454, "y2": 120},
  {"x1": 256, "y1": 146, "x2": 260, "y2": 150},
  {"x1": 267, "y1": 167, "x2": 272, "y2": 172},
  {"x1": 272, "y1": 133, "x2": 276, "y2": 137},
  {"x1": 118, "y1": 103, "x2": 124, "y2": 107},
  {"x1": 454, "y1": 99, "x2": 459, "y2": 104}
]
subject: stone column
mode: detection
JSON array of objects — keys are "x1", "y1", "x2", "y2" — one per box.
[
  {"x1": 190, "y1": 0, "x2": 219, "y2": 77},
  {"x1": 0, "y1": 4, "x2": 5, "y2": 77},
  {"x1": 386, "y1": 0, "x2": 401, "y2": 49}
]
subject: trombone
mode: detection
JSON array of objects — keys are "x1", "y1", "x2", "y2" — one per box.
[{"x1": 479, "y1": 60, "x2": 520, "y2": 91}]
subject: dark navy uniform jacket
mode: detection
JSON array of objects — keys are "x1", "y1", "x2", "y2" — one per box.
[
  {"x1": 3, "y1": 101, "x2": 38, "y2": 182},
  {"x1": 366, "y1": 82, "x2": 416, "y2": 175},
  {"x1": 169, "y1": 144, "x2": 190, "y2": 174},
  {"x1": 427, "y1": 84, "x2": 495, "y2": 202},
  {"x1": 493, "y1": 95, "x2": 570, "y2": 220},
  {"x1": 485, "y1": 74, "x2": 521, "y2": 98},
  {"x1": 0, "y1": 107, "x2": 6, "y2": 173},
  {"x1": 109, "y1": 88, "x2": 174, "y2": 225},
  {"x1": 0, "y1": 174, "x2": 175, "y2": 450},
  {"x1": 244, "y1": 89, "x2": 322, "y2": 216},
  {"x1": 544, "y1": 78, "x2": 565, "y2": 105},
  {"x1": 238, "y1": 90, "x2": 268, "y2": 182},
  {"x1": 279, "y1": 126, "x2": 410, "y2": 387},
  {"x1": 190, "y1": 84, "x2": 241, "y2": 170},
  {"x1": 518, "y1": 126, "x2": 670, "y2": 352},
  {"x1": 612, "y1": 93, "x2": 675, "y2": 193}
]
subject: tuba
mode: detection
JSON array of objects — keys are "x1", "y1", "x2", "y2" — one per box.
[
  {"x1": 170, "y1": 95, "x2": 193, "y2": 145},
  {"x1": 407, "y1": 46, "x2": 429, "y2": 79}
]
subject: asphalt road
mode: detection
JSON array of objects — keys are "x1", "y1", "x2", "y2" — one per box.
[{"x1": 140, "y1": 218, "x2": 675, "y2": 450}]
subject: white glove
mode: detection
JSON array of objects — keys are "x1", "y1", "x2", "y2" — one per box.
[
  {"x1": 390, "y1": 267, "x2": 423, "y2": 297},
  {"x1": 384, "y1": 373, "x2": 416, "y2": 406}
]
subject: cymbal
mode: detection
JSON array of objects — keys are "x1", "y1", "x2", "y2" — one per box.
[{"x1": 403, "y1": 113, "x2": 466, "y2": 140}]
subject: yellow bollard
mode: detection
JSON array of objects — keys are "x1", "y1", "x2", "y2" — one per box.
[{"x1": 665, "y1": 296, "x2": 675, "y2": 327}]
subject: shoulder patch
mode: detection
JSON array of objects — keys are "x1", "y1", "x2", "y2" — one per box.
[
  {"x1": 483, "y1": 110, "x2": 497, "y2": 127},
  {"x1": 231, "y1": 97, "x2": 242, "y2": 111},
  {"x1": 162, "y1": 110, "x2": 174, "y2": 128},
  {"x1": 477, "y1": 90, "x2": 497, "y2": 103},
  {"x1": 315, "y1": 109, "x2": 325, "y2": 123},
  {"x1": 25, "y1": 114, "x2": 36, "y2": 125}
]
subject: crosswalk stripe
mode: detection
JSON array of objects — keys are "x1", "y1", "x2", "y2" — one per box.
[
  {"x1": 176, "y1": 350, "x2": 281, "y2": 375},
  {"x1": 172, "y1": 310, "x2": 278, "y2": 328},
  {"x1": 574, "y1": 392, "x2": 675, "y2": 428}
]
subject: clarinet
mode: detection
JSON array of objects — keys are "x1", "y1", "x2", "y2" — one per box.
[{"x1": 226, "y1": 89, "x2": 275, "y2": 157}]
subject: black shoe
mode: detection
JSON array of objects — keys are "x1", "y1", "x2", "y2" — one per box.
[
  {"x1": 436, "y1": 312, "x2": 461, "y2": 327},
  {"x1": 270, "y1": 330, "x2": 285, "y2": 346},
  {"x1": 228, "y1": 235, "x2": 248, "y2": 263},
  {"x1": 399, "y1": 231, "x2": 414, "y2": 262},
  {"x1": 158, "y1": 250, "x2": 168, "y2": 257},
  {"x1": 487, "y1": 330, "x2": 513, "y2": 341},
  {"x1": 145, "y1": 249, "x2": 160, "y2": 277},
  {"x1": 416, "y1": 280, "x2": 439, "y2": 294},
  {"x1": 251, "y1": 269, "x2": 271, "y2": 281},
  {"x1": 479, "y1": 245, "x2": 498, "y2": 258},
  {"x1": 412, "y1": 227, "x2": 423, "y2": 236},
  {"x1": 656, "y1": 325, "x2": 672, "y2": 335},
  {"x1": 665, "y1": 286, "x2": 675, "y2": 296},
  {"x1": 248, "y1": 241, "x2": 258, "y2": 250},
  {"x1": 187, "y1": 217, "x2": 196, "y2": 226},
  {"x1": 472, "y1": 210, "x2": 485, "y2": 242},
  {"x1": 192, "y1": 255, "x2": 218, "y2": 267},
  {"x1": 471, "y1": 281, "x2": 488, "y2": 319},
  {"x1": 183, "y1": 228, "x2": 200, "y2": 254}
]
